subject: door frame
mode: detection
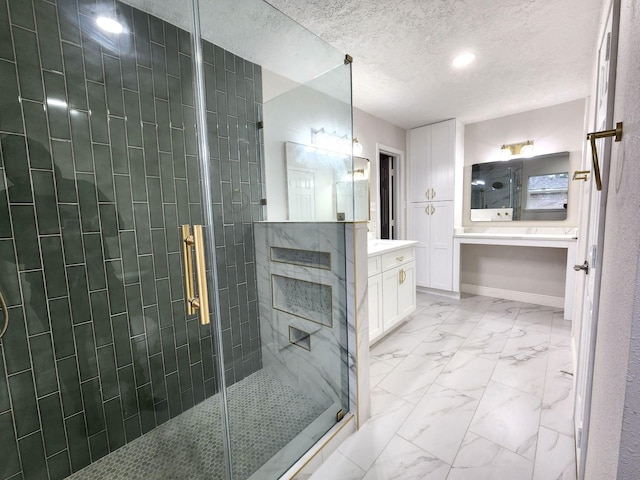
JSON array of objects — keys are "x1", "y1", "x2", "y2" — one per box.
[{"x1": 375, "y1": 143, "x2": 405, "y2": 239}]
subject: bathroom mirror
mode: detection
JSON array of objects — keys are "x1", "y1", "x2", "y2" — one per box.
[
  {"x1": 470, "y1": 151, "x2": 570, "y2": 221},
  {"x1": 285, "y1": 141, "x2": 369, "y2": 221}
]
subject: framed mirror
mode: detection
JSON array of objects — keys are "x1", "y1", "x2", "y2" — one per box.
[{"x1": 470, "y1": 151, "x2": 570, "y2": 221}]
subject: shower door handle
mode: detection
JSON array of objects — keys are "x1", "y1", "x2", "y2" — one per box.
[
  {"x1": 0, "y1": 290, "x2": 9, "y2": 339},
  {"x1": 181, "y1": 225, "x2": 210, "y2": 325}
]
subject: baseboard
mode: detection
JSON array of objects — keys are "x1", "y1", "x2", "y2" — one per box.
[
  {"x1": 416, "y1": 286, "x2": 461, "y2": 300},
  {"x1": 460, "y1": 284, "x2": 564, "y2": 309}
]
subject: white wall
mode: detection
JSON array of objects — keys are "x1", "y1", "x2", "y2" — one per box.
[
  {"x1": 585, "y1": 0, "x2": 640, "y2": 477},
  {"x1": 352, "y1": 108, "x2": 406, "y2": 237},
  {"x1": 462, "y1": 99, "x2": 587, "y2": 228}
]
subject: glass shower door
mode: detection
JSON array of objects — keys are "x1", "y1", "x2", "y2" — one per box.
[{"x1": 0, "y1": 0, "x2": 232, "y2": 478}]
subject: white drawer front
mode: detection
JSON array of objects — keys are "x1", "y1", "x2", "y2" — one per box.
[
  {"x1": 381, "y1": 247, "x2": 414, "y2": 271},
  {"x1": 368, "y1": 255, "x2": 381, "y2": 277}
]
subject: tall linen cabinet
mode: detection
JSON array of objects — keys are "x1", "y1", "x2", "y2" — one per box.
[{"x1": 406, "y1": 119, "x2": 460, "y2": 292}]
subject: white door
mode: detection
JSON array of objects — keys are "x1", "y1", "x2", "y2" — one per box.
[
  {"x1": 408, "y1": 203, "x2": 430, "y2": 287},
  {"x1": 430, "y1": 120, "x2": 455, "y2": 201},
  {"x1": 287, "y1": 169, "x2": 315, "y2": 220},
  {"x1": 407, "y1": 126, "x2": 430, "y2": 202},
  {"x1": 429, "y1": 202, "x2": 454, "y2": 291},
  {"x1": 574, "y1": 4, "x2": 619, "y2": 478}
]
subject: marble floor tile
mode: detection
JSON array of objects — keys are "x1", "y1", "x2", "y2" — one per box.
[
  {"x1": 309, "y1": 450, "x2": 365, "y2": 480},
  {"x1": 362, "y1": 435, "x2": 449, "y2": 480},
  {"x1": 435, "y1": 351, "x2": 497, "y2": 399},
  {"x1": 413, "y1": 329, "x2": 466, "y2": 360},
  {"x1": 447, "y1": 432, "x2": 534, "y2": 480},
  {"x1": 370, "y1": 330, "x2": 424, "y2": 366},
  {"x1": 532, "y1": 427, "x2": 576, "y2": 480},
  {"x1": 369, "y1": 358, "x2": 396, "y2": 388},
  {"x1": 541, "y1": 348, "x2": 575, "y2": 436},
  {"x1": 314, "y1": 294, "x2": 576, "y2": 480},
  {"x1": 398, "y1": 384, "x2": 478, "y2": 464},
  {"x1": 460, "y1": 325, "x2": 510, "y2": 359},
  {"x1": 377, "y1": 353, "x2": 446, "y2": 404},
  {"x1": 475, "y1": 313, "x2": 516, "y2": 334},
  {"x1": 469, "y1": 381, "x2": 541, "y2": 459},
  {"x1": 338, "y1": 389, "x2": 414, "y2": 471},
  {"x1": 491, "y1": 350, "x2": 549, "y2": 397}
]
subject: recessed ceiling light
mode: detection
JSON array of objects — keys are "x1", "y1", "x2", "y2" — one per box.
[
  {"x1": 96, "y1": 16, "x2": 123, "y2": 34},
  {"x1": 452, "y1": 52, "x2": 476, "y2": 68}
]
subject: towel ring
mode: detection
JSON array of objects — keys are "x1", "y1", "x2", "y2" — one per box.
[{"x1": 0, "y1": 291, "x2": 9, "y2": 339}]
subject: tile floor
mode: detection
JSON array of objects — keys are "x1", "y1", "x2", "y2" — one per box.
[{"x1": 310, "y1": 293, "x2": 576, "y2": 480}]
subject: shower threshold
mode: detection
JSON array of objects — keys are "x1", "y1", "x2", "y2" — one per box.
[{"x1": 68, "y1": 369, "x2": 331, "y2": 479}]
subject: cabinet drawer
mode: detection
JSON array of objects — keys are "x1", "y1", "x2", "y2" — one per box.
[
  {"x1": 381, "y1": 248, "x2": 414, "y2": 270},
  {"x1": 368, "y1": 255, "x2": 381, "y2": 277}
]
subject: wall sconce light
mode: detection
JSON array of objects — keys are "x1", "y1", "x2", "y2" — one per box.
[
  {"x1": 352, "y1": 137, "x2": 363, "y2": 156},
  {"x1": 500, "y1": 140, "x2": 534, "y2": 159}
]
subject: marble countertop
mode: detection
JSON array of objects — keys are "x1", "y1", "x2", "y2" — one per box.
[
  {"x1": 367, "y1": 239, "x2": 418, "y2": 256},
  {"x1": 454, "y1": 233, "x2": 577, "y2": 241}
]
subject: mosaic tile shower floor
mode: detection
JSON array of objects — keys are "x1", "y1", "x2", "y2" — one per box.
[{"x1": 69, "y1": 369, "x2": 328, "y2": 479}]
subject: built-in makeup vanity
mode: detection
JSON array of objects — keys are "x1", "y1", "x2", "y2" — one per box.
[
  {"x1": 453, "y1": 229, "x2": 577, "y2": 319},
  {"x1": 367, "y1": 240, "x2": 418, "y2": 343}
]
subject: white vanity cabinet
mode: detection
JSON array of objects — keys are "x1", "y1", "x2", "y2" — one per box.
[
  {"x1": 407, "y1": 119, "x2": 456, "y2": 203},
  {"x1": 368, "y1": 241, "x2": 417, "y2": 344}
]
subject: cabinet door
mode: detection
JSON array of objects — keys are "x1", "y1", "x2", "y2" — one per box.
[
  {"x1": 382, "y1": 267, "x2": 400, "y2": 329},
  {"x1": 407, "y1": 203, "x2": 430, "y2": 287},
  {"x1": 430, "y1": 120, "x2": 455, "y2": 201},
  {"x1": 429, "y1": 202, "x2": 454, "y2": 290},
  {"x1": 407, "y1": 126, "x2": 431, "y2": 202},
  {"x1": 368, "y1": 274, "x2": 384, "y2": 342},
  {"x1": 397, "y1": 262, "x2": 416, "y2": 319}
]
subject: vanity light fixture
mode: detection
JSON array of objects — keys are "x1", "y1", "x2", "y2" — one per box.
[
  {"x1": 96, "y1": 16, "x2": 123, "y2": 34},
  {"x1": 353, "y1": 137, "x2": 363, "y2": 156},
  {"x1": 311, "y1": 128, "x2": 352, "y2": 155},
  {"x1": 500, "y1": 140, "x2": 535, "y2": 159}
]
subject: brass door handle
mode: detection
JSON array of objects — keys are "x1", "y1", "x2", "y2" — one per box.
[
  {"x1": 181, "y1": 225, "x2": 210, "y2": 325},
  {"x1": 398, "y1": 269, "x2": 406, "y2": 285},
  {"x1": 0, "y1": 290, "x2": 9, "y2": 339},
  {"x1": 425, "y1": 189, "x2": 430, "y2": 199},
  {"x1": 431, "y1": 188, "x2": 436, "y2": 199},
  {"x1": 586, "y1": 122, "x2": 623, "y2": 191},
  {"x1": 425, "y1": 206, "x2": 430, "y2": 215},
  {"x1": 431, "y1": 205, "x2": 435, "y2": 215}
]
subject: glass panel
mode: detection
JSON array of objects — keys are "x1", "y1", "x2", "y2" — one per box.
[
  {"x1": 0, "y1": 0, "x2": 232, "y2": 478},
  {"x1": 195, "y1": 0, "x2": 353, "y2": 477}
]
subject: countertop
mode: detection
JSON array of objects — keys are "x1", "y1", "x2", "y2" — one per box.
[{"x1": 367, "y1": 239, "x2": 418, "y2": 256}]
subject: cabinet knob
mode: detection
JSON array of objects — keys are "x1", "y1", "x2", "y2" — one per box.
[{"x1": 396, "y1": 256, "x2": 404, "y2": 262}]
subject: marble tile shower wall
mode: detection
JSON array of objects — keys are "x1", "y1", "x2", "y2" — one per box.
[{"x1": 0, "y1": 1, "x2": 262, "y2": 479}]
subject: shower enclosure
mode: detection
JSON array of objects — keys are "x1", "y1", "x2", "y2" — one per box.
[{"x1": 0, "y1": 0, "x2": 354, "y2": 478}]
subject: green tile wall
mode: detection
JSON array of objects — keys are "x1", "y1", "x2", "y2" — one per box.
[{"x1": 0, "y1": 1, "x2": 263, "y2": 479}]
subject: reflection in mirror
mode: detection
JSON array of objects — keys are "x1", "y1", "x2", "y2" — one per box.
[
  {"x1": 285, "y1": 141, "x2": 369, "y2": 221},
  {"x1": 336, "y1": 156, "x2": 369, "y2": 221},
  {"x1": 471, "y1": 152, "x2": 570, "y2": 221}
]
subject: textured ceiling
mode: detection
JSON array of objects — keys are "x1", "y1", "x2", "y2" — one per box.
[{"x1": 263, "y1": 0, "x2": 604, "y2": 129}]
